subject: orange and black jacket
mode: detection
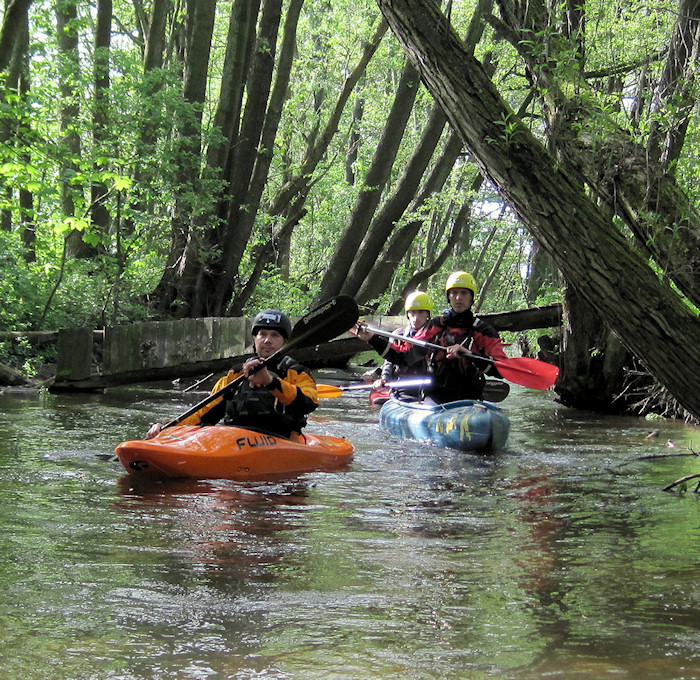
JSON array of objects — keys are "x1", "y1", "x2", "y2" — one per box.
[{"x1": 181, "y1": 355, "x2": 318, "y2": 438}]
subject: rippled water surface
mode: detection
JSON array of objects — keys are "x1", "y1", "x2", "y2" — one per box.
[{"x1": 0, "y1": 381, "x2": 699, "y2": 679}]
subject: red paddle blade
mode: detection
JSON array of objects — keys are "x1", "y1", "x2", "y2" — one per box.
[{"x1": 494, "y1": 357, "x2": 559, "y2": 390}]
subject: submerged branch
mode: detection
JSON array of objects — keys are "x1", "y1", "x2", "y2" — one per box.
[{"x1": 663, "y1": 473, "x2": 700, "y2": 493}]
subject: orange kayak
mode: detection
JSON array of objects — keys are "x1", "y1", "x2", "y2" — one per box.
[{"x1": 115, "y1": 425, "x2": 354, "y2": 480}]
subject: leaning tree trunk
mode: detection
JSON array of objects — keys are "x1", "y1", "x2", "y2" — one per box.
[
  {"x1": 210, "y1": 0, "x2": 303, "y2": 316},
  {"x1": 341, "y1": 103, "x2": 448, "y2": 298},
  {"x1": 313, "y1": 59, "x2": 421, "y2": 305},
  {"x1": 229, "y1": 18, "x2": 388, "y2": 315},
  {"x1": 375, "y1": 0, "x2": 700, "y2": 420},
  {"x1": 557, "y1": 286, "x2": 631, "y2": 413},
  {"x1": 356, "y1": 130, "x2": 467, "y2": 306}
]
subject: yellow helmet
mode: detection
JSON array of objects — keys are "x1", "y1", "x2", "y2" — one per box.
[
  {"x1": 404, "y1": 290, "x2": 434, "y2": 314},
  {"x1": 445, "y1": 271, "x2": 478, "y2": 299}
]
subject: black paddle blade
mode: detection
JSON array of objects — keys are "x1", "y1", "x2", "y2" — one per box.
[{"x1": 287, "y1": 295, "x2": 359, "y2": 349}]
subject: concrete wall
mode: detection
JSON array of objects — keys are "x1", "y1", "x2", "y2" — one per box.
[{"x1": 103, "y1": 317, "x2": 252, "y2": 373}]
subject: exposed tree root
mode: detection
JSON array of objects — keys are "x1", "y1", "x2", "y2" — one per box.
[{"x1": 615, "y1": 360, "x2": 698, "y2": 425}]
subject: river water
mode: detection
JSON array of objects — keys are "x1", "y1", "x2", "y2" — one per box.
[{"x1": 0, "y1": 378, "x2": 699, "y2": 680}]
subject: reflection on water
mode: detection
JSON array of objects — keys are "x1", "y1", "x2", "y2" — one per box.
[{"x1": 0, "y1": 384, "x2": 699, "y2": 679}]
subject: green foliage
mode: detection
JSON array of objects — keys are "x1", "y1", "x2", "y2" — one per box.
[
  {"x1": 242, "y1": 269, "x2": 314, "y2": 318},
  {"x1": 1, "y1": 0, "x2": 696, "y2": 338},
  {"x1": 0, "y1": 233, "x2": 45, "y2": 331}
]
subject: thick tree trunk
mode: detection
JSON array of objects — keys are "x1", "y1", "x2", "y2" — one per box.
[
  {"x1": 314, "y1": 59, "x2": 421, "y2": 305},
  {"x1": 55, "y1": 1, "x2": 90, "y2": 259},
  {"x1": 0, "y1": 0, "x2": 32, "y2": 73},
  {"x1": 202, "y1": 0, "x2": 283, "y2": 315},
  {"x1": 557, "y1": 287, "x2": 631, "y2": 413},
  {"x1": 143, "y1": 0, "x2": 171, "y2": 72},
  {"x1": 205, "y1": 0, "x2": 260, "y2": 178},
  {"x1": 151, "y1": 0, "x2": 217, "y2": 316},
  {"x1": 1, "y1": 3, "x2": 33, "y2": 245},
  {"x1": 210, "y1": 0, "x2": 303, "y2": 316},
  {"x1": 376, "y1": 0, "x2": 700, "y2": 420}
]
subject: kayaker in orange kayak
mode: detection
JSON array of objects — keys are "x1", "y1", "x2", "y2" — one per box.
[{"x1": 146, "y1": 310, "x2": 318, "y2": 440}]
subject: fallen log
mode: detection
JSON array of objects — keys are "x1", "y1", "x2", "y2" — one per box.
[
  {"x1": 0, "y1": 362, "x2": 28, "y2": 386},
  {"x1": 481, "y1": 303, "x2": 562, "y2": 332},
  {"x1": 0, "y1": 330, "x2": 104, "y2": 345}
]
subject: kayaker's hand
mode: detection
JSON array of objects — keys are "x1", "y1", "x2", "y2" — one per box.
[
  {"x1": 243, "y1": 358, "x2": 272, "y2": 387},
  {"x1": 373, "y1": 377, "x2": 386, "y2": 389},
  {"x1": 446, "y1": 344, "x2": 469, "y2": 359},
  {"x1": 146, "y1": 422, "x2": 162, "y2": 439},
  {"x1": 350, "y1": 322, "x2": 374, "y2": 342}
]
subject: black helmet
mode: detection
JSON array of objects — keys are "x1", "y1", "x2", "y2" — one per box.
[{"x1": 251, "y1": 309, "x2": 292, "y2": 338}]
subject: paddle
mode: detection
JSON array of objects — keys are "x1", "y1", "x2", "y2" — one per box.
[
  {"x1": 364, "y1": 325, "x2": 559, "y2": 390},
  {"x1": 316, "y1": 377, "x2": 432, "y2": 399},
  {"x1": 161, "y1": 296, "x2": 359, "y2": 430}
]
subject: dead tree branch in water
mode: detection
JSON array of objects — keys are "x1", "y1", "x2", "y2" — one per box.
[{"x1": 663, "y1": 472, "x2": 700, "y2": 493}]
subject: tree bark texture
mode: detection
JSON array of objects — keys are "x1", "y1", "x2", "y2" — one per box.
[
  {"x1": 342, "y1": 103, "x2": 448, "y2": 298},
  {"x1": 375, "y1": 0, "x2": 700, "y2": 419},
  {"x1": 557, "y1": 286, "x2": 631, "y2": 413},
  {"x1": 315, "y1": 59, "x2": 421, "y2": 304},
  {"x1": 0, "y1": 0, "x2": 32, "y2": 74}
]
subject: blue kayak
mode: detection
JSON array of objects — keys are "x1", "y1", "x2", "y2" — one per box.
[{"x1": 379, "y1": 397, "x2": 510, "y2": 452}]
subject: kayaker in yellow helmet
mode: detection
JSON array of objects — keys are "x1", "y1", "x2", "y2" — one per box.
[
  {"x1": 147, "y1": 310, "x2": 318, "y2": 440},
  {"x1": 374, "y1": 290, "x2": 434, "y2": 400},
  {"x1": 353, "y1": 272, "x2": 508, "y2": 402}
]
